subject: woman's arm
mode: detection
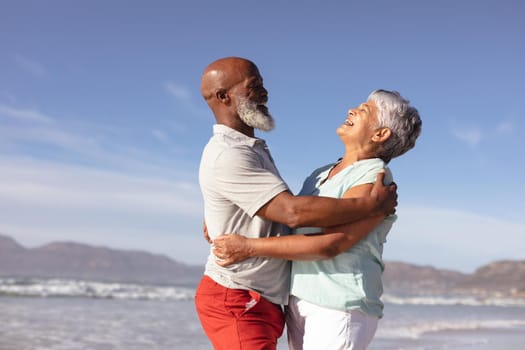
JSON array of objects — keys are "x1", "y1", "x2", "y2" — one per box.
[
  {"x1": 212, "y1": 182, "x2": 385, "y2": 266},
  {"x1": 213, "y1": 214, "x2": 383, "y2": 265}
]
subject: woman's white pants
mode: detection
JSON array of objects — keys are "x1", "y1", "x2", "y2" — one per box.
[{"x1": 286, "y1": 295, "x2": 379, "y2": 350}]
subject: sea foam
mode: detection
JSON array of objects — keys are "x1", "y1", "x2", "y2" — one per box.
[
  {"x1": 382, "y1": 293, "x2": 525, "y2": 307},
  {"x1": 0, "y1": 278, "x2": 194, "y2": 300}
]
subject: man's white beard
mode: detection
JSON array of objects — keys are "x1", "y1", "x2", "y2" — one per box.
[{"x1": 236, "y1": 96, "x2": 275, "y2": 131}]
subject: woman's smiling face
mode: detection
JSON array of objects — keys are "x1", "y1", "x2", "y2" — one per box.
[{"x1": 336, "y1": 99, "x2": 380, "y2": 146}]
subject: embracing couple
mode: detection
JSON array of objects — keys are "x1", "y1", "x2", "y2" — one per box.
[{"x1": 195, "y1": 57, "x2": 422, "y2": 350}]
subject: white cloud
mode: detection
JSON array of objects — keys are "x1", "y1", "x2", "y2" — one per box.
[
  {"x1": 450, "y1": 120, "x2": 518, "y2": 149},
  {"x1": 385, "y1": 205, "x2": 525, "y2": 272},
  {"x1": 0, "y1": 157, "x2": 201, "y2": 215},
  {"x1": 166, "y1": 121, "x2": 189, "y2": 134},
  {"x1": 13, "y1": 54, "x2": 48, "y2": 78},
  {"x1": 165, "y1": 81, "x2": 208, "y2": 117},
  {"x1": 152, "y1": 129, "x2": 170, "y2": 144},
  {"x1": 165, "y1": 82, "x2": 192, "y2": 101},
  {"x1": 0, "y1": 105, "x2": 196, "y2": 178},
  {"x1": 1, "y1": 124, "x2": 97, "y2": 150},
  {"x1": 0, "y1": 104, "x2": 54, "y2": 123},
  {"x1": 497, "y1": 121, "x2": 513, "y2": 134},
  {"x1": 451, "y1": 127, "x2": 482, "y2": 148},
  {"x1": 0, "y1": 104, "x2": 206, "y2": 264},
  {"x1": 0, "y1": 156, "x2": 206, "y2": 263}
]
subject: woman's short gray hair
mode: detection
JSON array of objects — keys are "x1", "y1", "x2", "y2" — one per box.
[{"x1": 368, "y1": 89, "x2": 422, "y2": 163}]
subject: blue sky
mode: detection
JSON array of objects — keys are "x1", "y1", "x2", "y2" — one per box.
[{"x1": 1, "y1": 0, "x2": 523, "y2": 272}]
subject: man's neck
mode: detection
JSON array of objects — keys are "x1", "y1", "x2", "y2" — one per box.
[{"x1": 217, "y1": 118, "x2": 254, "y2": 138}]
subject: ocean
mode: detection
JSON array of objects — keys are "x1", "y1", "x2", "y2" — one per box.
[{"x1": 1, "y1": 278, "x2": 524, "y2": 350}]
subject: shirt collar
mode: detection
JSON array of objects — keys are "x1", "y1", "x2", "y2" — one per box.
[{"x1": 213, "y1": 124, "x2": 266, "y2": 147}]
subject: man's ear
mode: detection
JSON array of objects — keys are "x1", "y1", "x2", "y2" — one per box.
[
  {"x1": 215, "y1": 89, "x2": 230, "y2": 104},
  {"x1": 372, "y1": 127, "x2": 392, "y2": 143}
]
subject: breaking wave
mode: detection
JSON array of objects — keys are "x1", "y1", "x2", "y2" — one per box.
[
  {"x1": 382, "y1": 293, "x2": 525, "y2": 307},
  {"x1": 0, "y1": 277, "x2": 195, "y2": 301}
]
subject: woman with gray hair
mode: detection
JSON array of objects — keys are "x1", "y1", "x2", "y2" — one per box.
[
  {"x1": 370, "y1": 89, "x2": 422, "y2": 163},
  {"x1": 213, "y1": 89, "x2": 422, "y2": 350}
]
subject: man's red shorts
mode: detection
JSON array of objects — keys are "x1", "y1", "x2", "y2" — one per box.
[{"x1": 195, "y1": 275, "x2": 285, "y2": 350}]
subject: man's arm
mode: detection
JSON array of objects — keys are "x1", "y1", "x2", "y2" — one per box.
[
  {"x1": 213, "y1": 215, "x2": 383, "y2": 265},
  {"x1": 256, "y1": 171, "x2": 396, "y2": 228},
  {"x1": 212, "y1": 181, "x2": 386, "y2": 265}
]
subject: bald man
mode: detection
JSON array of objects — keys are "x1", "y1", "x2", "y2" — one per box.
[{"x1": 195, "y1": 57, "x2": 397, "y2": 350}]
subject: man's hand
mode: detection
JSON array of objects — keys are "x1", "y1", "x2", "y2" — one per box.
[
  {"x1": 203, "y1": 220, "x2": 212, "y2": 244},
  {"x1": 370, "y1": 170, "x2": 398, "y2": 217},
  {"x1": 212, "y1": 234, "x2": 252, "y2": 266}
]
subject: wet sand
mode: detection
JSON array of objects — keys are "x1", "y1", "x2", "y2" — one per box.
[
  {"x1": 429, "y1": 327, "x2": 525, "y2": 350},
  {"x1": 369, "y1": 327, "x2": 525, "y2": 350}
]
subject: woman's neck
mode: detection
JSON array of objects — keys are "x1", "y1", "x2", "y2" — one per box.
[{"x1": 327, "y1": 147, "x2": 376, "y2": 180}]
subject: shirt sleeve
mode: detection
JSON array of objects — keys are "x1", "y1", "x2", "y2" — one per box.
[
  {"x1": 351, "y1": 159, "x2": 394, "y2": 189},
  {"x1": 211, "y1": 145, "x2": 289, "y2": 217}
]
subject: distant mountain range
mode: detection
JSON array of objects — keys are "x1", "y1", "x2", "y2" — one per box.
[
  {"x1": 1, "y1": 233, "x2": 524, "y2": 297},
  {"x1": 382, "y1": 260, "x2": 525, "y2": 297},
  {"x1": 0, "y1": 233, "x2": 203, "y2": 287}
]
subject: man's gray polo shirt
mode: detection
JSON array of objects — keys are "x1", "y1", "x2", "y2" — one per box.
[{"x1": 199, "y1": 124, "x2": 291, "y2": 304}]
